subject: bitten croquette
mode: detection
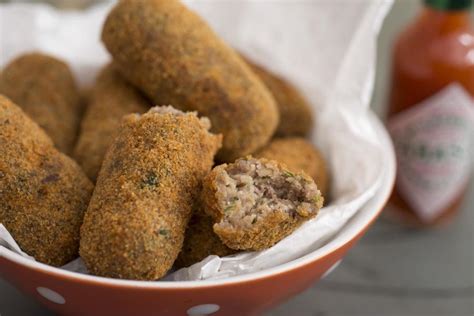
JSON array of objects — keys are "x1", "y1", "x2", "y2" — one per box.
[
  {"x1": 80, "y1": 106, "x2": 222, "y2": 280},
  {"x1": 178, "y1": 138, "x2": 329, "y2": 266},
  {"x1": 202, "y1": 157, "x2": 323, "y2": 251},
  {"x1": 243, "y1": 57, "x2": 314, "y2": 137},
  {"x1": 73, "y1": 64, "x2": 149, "y2": 181},
  {"x1": 255, "y1": 137, "x2": 329, "y2": 198},
  {"x1": 0, "y1": 95, "x2": 93, "y2": 266},
  {"x1": 0, "y1": 53, "x2": 81, "y2": 154},
  {"x1": 102, "y1": 0, "x2": 279, "y2": 161}
]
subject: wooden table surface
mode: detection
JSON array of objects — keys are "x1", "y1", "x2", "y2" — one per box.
[{"x1": 1, "y1": 1, "x2": 473, "y2": 315}]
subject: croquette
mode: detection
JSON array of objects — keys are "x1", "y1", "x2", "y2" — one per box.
[
  {"x1": 77, "y1": 86, "x2": 92, "y2": 123},
  {"x1": 179, "y1": 139, "x2": 329, "y2": 265},
  {"x1": 202, "y1": 157, "x2": 323, "y2": 251},
  {"x1": 73, "y1": 64, "x2": 149, "y2": 181},
  {"x1": 175, "y1": 210, "x2": 235, "y2": 268},
  {"x1": 0, "y1": 53, "x2": 81, "y2": 154},
  {"x1": 0, "y1": 95, "x2": 93, "y2": 266},
  {"x1": 80, "y1": 106, "x2": 222, "y2": 280},
  {"x1": 102, "y1": 0, "x2": 279, "y2": 161},
  {"x1": 243, "y1": 57, "x2": 314, "y2": 137},
  {"x1": 255, "y1": 137, "x2": 329, "y2": 198}
]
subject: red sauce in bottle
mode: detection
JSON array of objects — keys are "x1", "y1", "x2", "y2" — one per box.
[{"x1": 387, "y1": 0, "x2": 474, "y2": 226}]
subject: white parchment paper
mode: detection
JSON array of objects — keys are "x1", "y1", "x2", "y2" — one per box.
[{"x1": 0, "y1": 0, "x2": 393, "y2": 281}]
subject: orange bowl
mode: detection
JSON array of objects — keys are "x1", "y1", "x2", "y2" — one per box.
[{"x1": 0, "y1": 112, "x2": 395, "y2": 316}]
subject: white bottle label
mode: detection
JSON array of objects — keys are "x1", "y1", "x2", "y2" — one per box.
[{"x1": 388, "y1": 83, "x2": 474, "y2": 222}]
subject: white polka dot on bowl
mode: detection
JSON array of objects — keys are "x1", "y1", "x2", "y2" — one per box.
[
  {"x1": 36, "y1": 287, "x2": 65, "y2": 304},
  {"x1": 187, "y1": 304, "x2": 220, "y2": 315}
]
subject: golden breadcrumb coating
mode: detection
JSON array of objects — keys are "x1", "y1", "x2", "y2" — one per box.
[
  {"x1": 80, "y1": 106, "x2": 222, "y2": 280},
  {"x1": 74, "y1": 64, "x2": 149, "y2": 181},
  {"x1": 175, "y1": 210, "x2": 235, "y2": 268},
  {"x1": 0, "y1": 53, "x2": 81, "y2": 154},
  {"x1": 0, "y1": 95, "x2": 93, "y2": 266},
  {"x1": 244, "y1": 57, "x2": 314, "y2": 137},
  {"x1": 102, "y1": 0, "x2": 279, "y2": 161}
]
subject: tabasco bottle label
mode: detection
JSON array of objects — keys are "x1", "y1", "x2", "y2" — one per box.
[{"x1": 388, "y1": 83, "x2": 474, "y2": 222}]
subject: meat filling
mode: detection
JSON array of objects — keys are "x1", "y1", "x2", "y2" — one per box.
[{"x1": 215, "y1": 158, "x2": 322, "y2": 229}]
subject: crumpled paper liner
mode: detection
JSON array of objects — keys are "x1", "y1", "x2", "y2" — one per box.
[{"x1": 0, "y1": 0, "x2": 393, "y2": 281}]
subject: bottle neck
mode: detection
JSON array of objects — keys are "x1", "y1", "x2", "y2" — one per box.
[
  {"x1": 418, "y1": 6, "x2": 471, "y2": 33},
  {"x1": 424, "y1": 0, "x2": 473, "y2": 11}
]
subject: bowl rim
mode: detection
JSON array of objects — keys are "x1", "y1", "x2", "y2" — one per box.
[{"x1": 0, "y1": 111, "x2": 395, "y2": 289}]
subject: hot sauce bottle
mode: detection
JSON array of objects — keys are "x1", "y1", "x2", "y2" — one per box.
[{"x1": 387, "y1": 0, "x2": 474, "y2": 226}]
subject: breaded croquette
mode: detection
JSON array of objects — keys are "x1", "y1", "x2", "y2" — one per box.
[
  {"x1": 202, "y1": 157, "x2": 323, "y2": 251},
  {"x1": 175, "y1": 210, "x2": 235, "y2": 268},
  {"x1": 255, "y1": 137, "x2": 329, "y2": 198},
  {"x1": 244, "y1": 57, "x2": 314, "y2": 137},
  {"x1": 102, "y1": 0, "x2": 279, "y2": 161},
  {"x1": 0, "y1": 95, "x2": 93, "y2": 266},
  {"x1": 73, "y1": 65, "x2": 149, "y2": 181},
  {"x1": 80, "y1": 106, "x2": 222, "y2": 280},
  {"x1": 0, "y1": 53, "x2": 81, "y2": 154}
]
